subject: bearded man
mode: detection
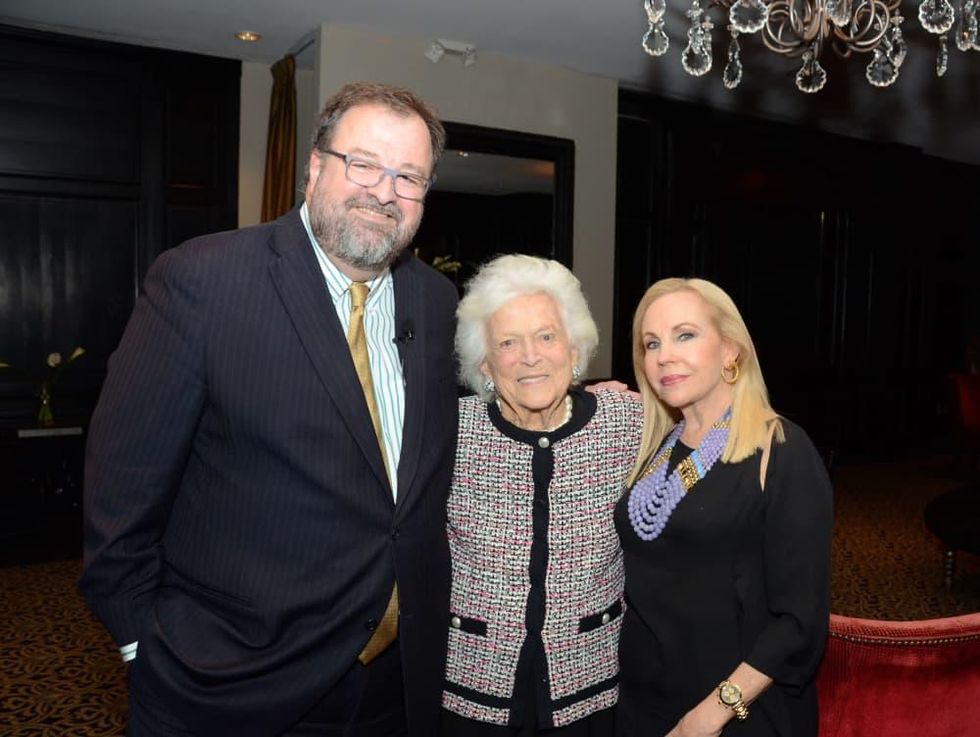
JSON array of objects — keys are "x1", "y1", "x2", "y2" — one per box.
[{"x1": 80, "y1": 82, "x2": 459, "y2": 737}]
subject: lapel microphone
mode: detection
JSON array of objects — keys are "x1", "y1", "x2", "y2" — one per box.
[{"x1": 394, "y1": 319, "x2": 415, "y2": 345}]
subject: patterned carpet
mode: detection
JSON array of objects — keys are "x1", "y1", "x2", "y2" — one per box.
[
  {"x1": 0, "y1": 456, "x2": 977, "y2": 735},
  {"x1": 0, "y1": 560, "x2": 126, "y2": 736},
  {"x1": 830, "y1": 456, "x2": 980, "y2": 619}
]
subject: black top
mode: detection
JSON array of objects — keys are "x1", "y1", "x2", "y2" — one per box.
[
  {"x1": 613, "y1": 419, "x2": 833, "y2": 737},
  {"x1": 487, "y1": 388, "x2": 597, "y2": 729}
]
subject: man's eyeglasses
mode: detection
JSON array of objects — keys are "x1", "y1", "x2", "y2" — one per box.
[{"x1": 320, "y1": 149, "x2": 434, "y2": 202}]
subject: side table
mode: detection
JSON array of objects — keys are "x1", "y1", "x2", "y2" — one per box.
[
  {"x1": 923, "y1": 485, "x2": 980, "y2": 590},
  {"x1": 0, "y1": 425, "x2": 85, "y2": 563}
]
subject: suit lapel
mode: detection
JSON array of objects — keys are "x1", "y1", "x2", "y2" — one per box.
[
  {"x1": 393, "y1": 257, "x2": 426, "y2": 514},
  {"x1": 266, "y1": 211, "x2": 392, "y2": 496}
]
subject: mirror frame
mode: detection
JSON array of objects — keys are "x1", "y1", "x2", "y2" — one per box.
[{"x1": 440, "y1": 121, "x2": 575, "y2": 268}]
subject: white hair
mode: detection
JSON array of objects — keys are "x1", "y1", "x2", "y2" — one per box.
[{"x1": 456, "y1": 254, "x2": 599, "y2": 400}]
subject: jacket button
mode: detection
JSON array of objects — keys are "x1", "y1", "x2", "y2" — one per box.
[
  {"x1": 365, "y1": 619, "x2": 378, "y2": 631},
  {"x1": 538, "y1": 437, "x2": 550, "y2": 448},
  {"x1": 601, "y1": 612, "x2": 611, "y2": 625},
  {"x1": 391, "y1": 528, "x2": 400, "y2": 541},
  {"x1": 451, "y1": 616, "x2": 462, "y2": 629}
]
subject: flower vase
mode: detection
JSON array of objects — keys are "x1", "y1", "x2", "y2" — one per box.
[{"x1": 37, "y1": 382, "x2": 55, "y2": 427}]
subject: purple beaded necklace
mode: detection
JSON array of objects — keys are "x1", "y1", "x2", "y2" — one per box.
[{"x1": 627, "y1": 408, "x2": 732, "y2": 541}]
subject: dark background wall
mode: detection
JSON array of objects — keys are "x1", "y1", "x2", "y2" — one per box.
[
  {"x1": 614, "y1": 90, "x2": 980, "y2": 462},
  {"x1": 0, "y1": 26, "x2": 240, "y2": 425},
  {"x1": 4, "y1": 28, "x2": 978, "y2": 464},
  {"x1": 412, "y1": 121, "x2": 575, "y2": 291},
  {"x1": 414, "y1": 190, "x2": 554, "y2": 289}
]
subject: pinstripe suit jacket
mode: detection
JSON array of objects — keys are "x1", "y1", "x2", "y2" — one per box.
[{"x1": 79, "y1": 208, "x2": 459, "y2": 736}]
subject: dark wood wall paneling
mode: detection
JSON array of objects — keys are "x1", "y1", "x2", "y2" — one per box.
[
  {"x1": 614, "y1": 90, "x2": 980, "y2": 462},
  {"x1": 0, "y1": 26, "x2": 240, "y2": 425}
]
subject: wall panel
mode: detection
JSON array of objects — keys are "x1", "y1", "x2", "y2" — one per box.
[
  {"x1": 615, "y1": 90, "x2": 980, "y2": 460},
  {"x1": 0, "y1": 26, "x2": 239, "y2": 425}
]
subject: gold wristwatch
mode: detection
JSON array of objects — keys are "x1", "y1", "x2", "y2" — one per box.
[{"x1": 718, "y1": 680, "x2": 749, "y2": 721}]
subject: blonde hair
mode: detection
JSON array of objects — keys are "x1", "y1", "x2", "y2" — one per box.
[{"x1": 625, "y1": 277, "x2": 784, "y2": 487}]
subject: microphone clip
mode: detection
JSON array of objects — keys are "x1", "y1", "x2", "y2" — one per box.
[{"x1": 394, "y1": 319, "x2": 415, "y2": 345}]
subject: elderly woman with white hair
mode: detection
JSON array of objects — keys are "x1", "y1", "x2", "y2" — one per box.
[{"x1": 441, "y1": 255, "x2": 643, "y2": 737}]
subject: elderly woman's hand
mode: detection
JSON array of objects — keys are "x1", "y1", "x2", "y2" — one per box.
[{"x1": 585, "y1": 380, "x2": 639, "y2": 398}]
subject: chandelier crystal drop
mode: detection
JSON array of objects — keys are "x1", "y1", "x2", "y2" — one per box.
[
  {"x1": 681, "y1": 0, "x2": 715, "y2": 76},
  {"x1": 645, "y1": 0, "x2": 668, "y2": 23},
  {"x1": 639, "y1": 0, "x2": 978, "y2": 92},
  {"x1": 724, "y1": 27, "x2": 745, "y2": 88},
  {"x1": 955, "y1": 0, "x2": 979, "y2": 49},
  {"x1": 866, "y1": 45, "x2": 900, "y2": 86},
  {"x1": 642, "y1": 0, "x2": 670, "y2": 55},
  {"x1": 826, "y1": 0, "x2": 853, "y2": 26},
  {"x1": 919, "y1": 0, "x2": 956, "y2": 33},
  {"x1": 796, "y1": 47, "x2": 829, "y2": 92},
  {"x1": 888, "y1": 16, "x2": 909, "y2": 66},
  {"x1": 729, "y1": 0, "x2": 770, "y2": 33},
  {"x1": 937, "y1": 33, "x2": 950, "y2": 74},
  {"x1": 643, "y1": 20, "x2": 671, "y2": 55}
]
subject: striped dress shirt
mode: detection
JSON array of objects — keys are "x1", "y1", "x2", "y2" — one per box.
[{"x1": 300, "y1": 203, "x2": 405, "y2": 499}]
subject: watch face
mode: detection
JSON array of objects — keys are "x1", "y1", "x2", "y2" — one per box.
[{"x1": 719, "y1": 682, "x2": 742, "y2": 705}]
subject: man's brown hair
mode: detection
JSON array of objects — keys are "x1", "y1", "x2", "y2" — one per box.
[{"x1": 311, "y1": 81, "x2": 446, "y2": 174}]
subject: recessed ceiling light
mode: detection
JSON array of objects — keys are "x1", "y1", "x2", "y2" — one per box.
[
  {"x1": 235, "y1": 31, "x2": 261, "y2": 42},
  {"x1": 456, "y1": 151, "x2": 470, "y2": 158}
]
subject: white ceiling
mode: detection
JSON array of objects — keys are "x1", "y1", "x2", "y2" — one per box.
[{"x1": 3, "y1": 0, "x2": 979, "y2": 164}]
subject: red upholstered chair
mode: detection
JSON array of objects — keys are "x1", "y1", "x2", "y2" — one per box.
[
  {"x1": 948, "y1": 372, "x2": 980, "y2": 467},
  {"x1": 816, "y1": 613, "x2": 980, "y2": 737}
]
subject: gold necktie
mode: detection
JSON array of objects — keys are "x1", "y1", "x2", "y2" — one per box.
[{"x1": 347, "y1": 282, "x2": 399, "y2": 664}]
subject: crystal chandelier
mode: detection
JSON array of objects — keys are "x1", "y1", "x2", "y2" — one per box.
[{"x1": 641, "y1": 0, "x2": 980, "y2": 92}]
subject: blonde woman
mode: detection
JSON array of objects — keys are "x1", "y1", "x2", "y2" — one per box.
[{"x1": 613, "y1": 278, "x2": 832, "y2": 737}]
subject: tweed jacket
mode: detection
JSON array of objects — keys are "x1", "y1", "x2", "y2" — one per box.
[{"x1": 443, "y1": 389, "x2": 643, "y2": 728}]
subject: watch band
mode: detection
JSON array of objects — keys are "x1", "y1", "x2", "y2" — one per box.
[{"x1": 730, "y1": 699, "x2": 749, "y2": 721}]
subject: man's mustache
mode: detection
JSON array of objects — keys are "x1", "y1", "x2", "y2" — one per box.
[{"x1": 345, "y1": 195, "x2": 402, "y2": 224}]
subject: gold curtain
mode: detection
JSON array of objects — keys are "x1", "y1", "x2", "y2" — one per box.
[{"x1": 261, "y1": 55, "x2": 297, "y2": 222}]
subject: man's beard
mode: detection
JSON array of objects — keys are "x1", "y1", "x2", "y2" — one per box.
[{"x1": 308, "y1": 191, "x2": 420, "y2": 272}]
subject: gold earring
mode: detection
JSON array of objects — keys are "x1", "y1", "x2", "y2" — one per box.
[{"x1": 722, "y1": 359, "x2": 739, "y2": 385}]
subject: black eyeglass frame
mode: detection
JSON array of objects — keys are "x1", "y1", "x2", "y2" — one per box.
[{"x1": 320, "y1": 148, "x2": 435, "y2": 202}]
